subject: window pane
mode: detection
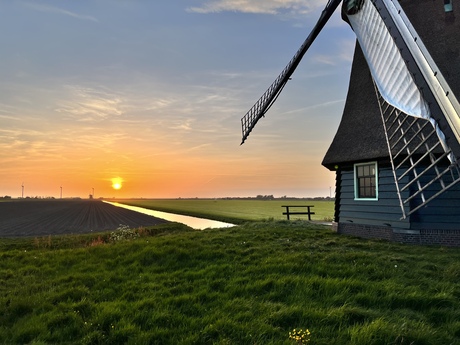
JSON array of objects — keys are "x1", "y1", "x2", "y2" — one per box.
[
  {"x1": 363, "y1": 165, "x2": 370, "y2": 176},
  {"x1": 364, "y1": 177, "x2": 370, "y2": 187}
]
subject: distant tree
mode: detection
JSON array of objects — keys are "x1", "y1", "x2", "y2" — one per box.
[{"x1": 256, "y1": 194, "x2": 274, "y2": 200}]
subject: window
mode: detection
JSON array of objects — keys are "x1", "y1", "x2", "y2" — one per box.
[
  {"x1": 354, "y1": 162, "x2": 378, "y2": 200},
  {"x1": 444, "y1": 0, "x2": 453, "y2": 12}
]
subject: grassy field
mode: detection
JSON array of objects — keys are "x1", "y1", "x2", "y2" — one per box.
[
  {"x1": 1, "y1": 218, "x2": 460, "y2": 344},
  {"x1": 116, "y1": 199, "x2": 334, "y2": 224}
]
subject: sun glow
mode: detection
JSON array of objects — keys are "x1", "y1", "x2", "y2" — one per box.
[{"x1": 111, "y1": 177, "x2": 123, "y2": 190}]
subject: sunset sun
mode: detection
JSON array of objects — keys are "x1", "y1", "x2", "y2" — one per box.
[{"x1": 111, "y1": 177, "x2": 123, "y2": 190}]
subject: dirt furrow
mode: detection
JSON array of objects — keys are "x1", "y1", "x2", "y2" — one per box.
[{"x1": 0, "y1": 200, "x2": 169, "y2": 238}]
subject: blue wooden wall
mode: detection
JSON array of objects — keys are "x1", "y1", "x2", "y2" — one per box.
[
  {"x1": 337, "y1": 164, "x2": 460, "y2": 230},
  {"x1": 337, "y1": 165, "x2": 409, "y2": 229}
]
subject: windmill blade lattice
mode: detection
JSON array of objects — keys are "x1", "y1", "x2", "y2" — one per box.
[
  {"x1": 375, "y1": 85, "x2": 460, "y2": 219},
  {"x1": 240, "y1": 0, "x2": 343, "y2": 144}
]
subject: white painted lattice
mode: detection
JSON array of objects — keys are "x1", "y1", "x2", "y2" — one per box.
[{"x1": 376, "y1": 87, "x2": 460, "y2": 219}]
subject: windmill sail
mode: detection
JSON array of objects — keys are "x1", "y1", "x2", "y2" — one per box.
[
  {"x1": 345, "y1": 0, "x2": 431, "y2": 120},
  {"x1": 240, "y1": 0, "x2": 343, "y2": 144}
]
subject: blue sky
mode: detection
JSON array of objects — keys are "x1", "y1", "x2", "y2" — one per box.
[{"x1": 0, "y1": 1, "x2": 356, "y2": 198}]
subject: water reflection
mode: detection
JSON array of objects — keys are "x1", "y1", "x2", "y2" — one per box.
[{"x1": 105, "y1": 201, "x2": 234, "y2": 230}]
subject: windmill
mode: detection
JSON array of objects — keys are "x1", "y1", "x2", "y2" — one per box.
[
  {"x1": 21, "y1": 182, "x2": 24, "y2": 199},
  {"x1": 241, "y1": 0, "x2": 460, "y2": 245}
]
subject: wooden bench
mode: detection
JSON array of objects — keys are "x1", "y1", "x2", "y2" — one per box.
[{"x1": 282, "y1": 205, "x2": 315, "y2": 220}]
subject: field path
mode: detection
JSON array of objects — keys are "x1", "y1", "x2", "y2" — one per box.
[{"x1": 0, "y1": 199, "x2": 169, "y2": 237}]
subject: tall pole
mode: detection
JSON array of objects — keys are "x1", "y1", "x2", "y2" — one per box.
[
  {"x1": 21, "y1": 183, "x2": 24, "y2": 198},
  {"x1": 92, "y1": 188, "x2": 94, "y2": 198},
  {"x1": 60, "y1": 186, "x2": 62, "y2": 199}
]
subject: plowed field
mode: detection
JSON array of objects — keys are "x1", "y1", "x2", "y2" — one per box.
[{"x1": 0, "y1": 199, "x2": 168, "y2": 238}]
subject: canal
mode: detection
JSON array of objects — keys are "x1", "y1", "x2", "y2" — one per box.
[{"x1": 105, "y1": 201, "x2": 234, "y2": 230}]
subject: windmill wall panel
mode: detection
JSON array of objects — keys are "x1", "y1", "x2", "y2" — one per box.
[
  {"x1": 336, "y1": 165, "x2": 460, "y2": 243},
  {"x1": 337, "y1": 166, "x2": 409, "y2": 229}
]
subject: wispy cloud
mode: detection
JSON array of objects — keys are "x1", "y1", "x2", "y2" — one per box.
[
  {"x1": 279, "y1": 99, "x2": 345, "y2": 116},
  {"x1": 311, "y1": 38, "x2": 356, "y2": 66},
  {"x1": 23, "y1": 2, "x2": 98, "y2": 22},
  {"x1": 187, "y1": 0, "x2": 324, "y2": 15},
  {"x1": 55, "y1": 86, "x2": 124, "y2": 122},
  {"x1": 338, "y1": 38, "x2": 356, "y2": 62},
  {"x1": 312, "y1": 54, "x2": 337, "y2": 66}
]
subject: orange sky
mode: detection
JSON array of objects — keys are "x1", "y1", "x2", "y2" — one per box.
[
  {"x1": 0, "y1": 2, "x2": 354, "y2": 199},
  {"x1": 2, "y1": 122, "x2": 340, "y2": 198}
]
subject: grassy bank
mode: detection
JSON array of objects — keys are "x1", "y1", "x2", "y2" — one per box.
[
  {"x1": 116, "y1": 199, "x2": 334, "y2": 224},
  {"x1": 1, "y1": 221, "x2": 460, "y2": 344}
]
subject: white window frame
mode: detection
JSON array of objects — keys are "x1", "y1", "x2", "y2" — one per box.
[{"x1": 354, "y1": 161, "x2": 378, "y2": 201}]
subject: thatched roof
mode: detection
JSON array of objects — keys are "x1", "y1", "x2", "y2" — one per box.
[
  {"x1": 321, "y1": 43, "x2": 388, "y2": 169},
  {"x1": 322, "y1": 0, "x2": 460, "y2": 170}
]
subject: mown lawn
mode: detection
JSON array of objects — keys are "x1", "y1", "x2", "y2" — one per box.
[
  {"x1": 116, "y1": 199, "x2": 334, "y2": 224},
  {"x1": 1, "y1": 220, "x2": 460, "y2": 344}
]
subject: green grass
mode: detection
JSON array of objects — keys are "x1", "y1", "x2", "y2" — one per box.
[
  {"x1": 116, "y1": 199, "x2": 334, "y2": 224},
  {"x1": 1, "y1": 220, "x2": 460, "y2": 344}
]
